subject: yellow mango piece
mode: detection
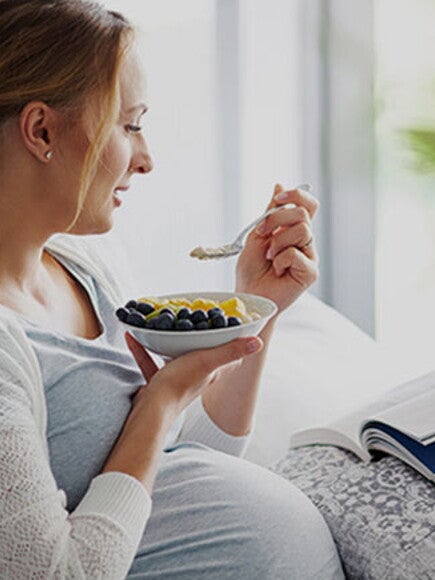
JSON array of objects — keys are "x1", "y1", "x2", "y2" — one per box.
[
  {"x1": 138, "y1": 297, "x2": 161, "y2": 307},
  {"x1": 191, "y1": 298, "x2": 219, "y2": 311},
  {"x1": 167, "y1": 298, "x2": 193, "y2": 308},
  {"x1": 219, "y1": 297, "x2": 250, "y2": 321}
]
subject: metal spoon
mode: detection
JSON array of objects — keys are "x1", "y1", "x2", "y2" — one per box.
[{"x1": 189, "y1": 183, "x2": 311, "y2": 260}]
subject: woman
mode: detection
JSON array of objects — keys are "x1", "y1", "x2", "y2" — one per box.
[{"x1": 0, "y1": 1, "x2": 344, "y2": 578}]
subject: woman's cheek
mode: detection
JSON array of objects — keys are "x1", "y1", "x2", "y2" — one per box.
[{"x1": 103, "y1": 131, "x2": 131, "y2": 177}]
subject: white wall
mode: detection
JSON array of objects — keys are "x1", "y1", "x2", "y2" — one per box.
[
  {"x1": 298, "y1": 0, "x2": 376, "y2": 335},
  {"x1": 239, "y1": 0, "x2": 304, "y2": 221},
  {"x1": 101, "y1": 0, "x2": 226, "y2": 298},
  {"x1": 100, "y1": 0, "x2": 304, "y2": 301}
]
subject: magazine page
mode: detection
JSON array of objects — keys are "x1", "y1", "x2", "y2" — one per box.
[
  {"x1": 363, "y1": 389, "x2": 435, "y2": 443},
  {"x1": 290, "y1": 410, "x2": 371, "y2": 461},
  {"x1": 290, "y1": 370, "x2": 435, "y2": 459}
]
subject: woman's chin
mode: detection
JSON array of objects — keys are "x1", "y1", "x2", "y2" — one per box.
[{"x1": 67, "y1": 215, "x2": 114, "y2": 236}]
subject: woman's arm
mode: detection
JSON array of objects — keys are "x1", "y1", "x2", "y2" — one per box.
[
  {"x1": 0, "y1": 328, "x2": 151, "y2": 580},
  {"x1": 198, "y1": 184, "x2": 320, "y2": 439},
  {"x1": 200, "y1": 318, "x2": 276, "y2": 437},
  {"x1": 102, "y1": 333, "x2": 263, "y2": 491},
  {"x1": 0, "y1": 321, "x2": 260, "y2": 579}
]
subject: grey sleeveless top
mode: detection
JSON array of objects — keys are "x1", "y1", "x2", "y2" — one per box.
[{"x1": 11, "y1": 249, "x2": 182, "y2": 511}]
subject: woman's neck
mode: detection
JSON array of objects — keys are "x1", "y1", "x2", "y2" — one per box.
[{"x1": 0, "y1": 244, "x2": 54, "y2": 302}]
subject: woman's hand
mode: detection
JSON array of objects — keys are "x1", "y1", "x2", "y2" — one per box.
[
  {"x1": 235, "y1": 183, "x2": 319, "y2": 315},
  {"x1": 102, "y1": 333, "x2": 263, "y2": 493},
  {"x1": 125, "y1": 332, "x2": 263, "y2": 419}
]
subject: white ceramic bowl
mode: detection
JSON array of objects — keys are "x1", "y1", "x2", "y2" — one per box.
[{"x1": 120, "y1": 291, "x2": 277, "y2": 359}]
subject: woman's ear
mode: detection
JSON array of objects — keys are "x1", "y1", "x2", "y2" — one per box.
[{"x1": 19, "y1": 101, "x2": 54, "y2": 163}]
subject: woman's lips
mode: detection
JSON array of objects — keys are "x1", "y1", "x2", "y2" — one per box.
[
  {"x1": 112, "y1": 187, "x2": 127, "y2": 207},
  {"x1": 112, "y1": 191, "x2": 122, "y2": 207}
]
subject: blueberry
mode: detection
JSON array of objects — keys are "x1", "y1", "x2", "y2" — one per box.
[
  {"x1": 177, "y1": 308, "x2": 191, "y2": 320},
  {"x1": 174, "y1": 319, "x2": 194, "y2": 331},
  {"x1": 228, "y1": 316, "x2": 242, "y2": 327},
  {"x1": 154, "y1": 313, "x2": 175, "y2": 330},
  {"x1": 145, "y1": 317, "x2": 157, "y2": 329},
  {"x1": 160, "y1": 308, "x2": 175, "y2": 317},
  {"x1": 190, "y1": 309, "x2": 208, "y2": 324},
  {"x1": 115, "y1": 307, "x2": 130, "y2": 322},
  {"x1": 136, "y1": 302, "x2": 155, "y2": 316},
  {"x1": 208, "y1": 307, "x2": 224, "y2": 319},
  {"x1": 125, "y1": 299, "x2": 138, "y2": 310},
  {"x1": 126, "y1": 311, "x2": 147, "y2": 328},
  {"x1": 194, "y1": 320, "x2": 210, "y2": 331},
  {"x1": 210, "y1": 313, "x2": 228, "y2": 328}
]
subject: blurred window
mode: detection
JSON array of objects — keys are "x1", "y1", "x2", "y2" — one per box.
[{"x1": 375, "y1": 0, "x2": 435, "y2": 371}]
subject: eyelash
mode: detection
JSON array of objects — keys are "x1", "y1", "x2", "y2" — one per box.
[{"x1": 125, "y1": 124, "x2": 142, "y2": 133}]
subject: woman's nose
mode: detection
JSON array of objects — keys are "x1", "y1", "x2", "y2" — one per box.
[{"x1": 131, "y1": 137, "x2": 153, "y2": 174}]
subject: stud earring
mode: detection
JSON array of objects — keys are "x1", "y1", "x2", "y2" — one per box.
[{"x1": 45, "y1": 150, "x2": 52, "y2": 160}]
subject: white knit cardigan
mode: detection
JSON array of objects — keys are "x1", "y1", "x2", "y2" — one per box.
[{"x1": 0, "y1": 233, "x2": 249, "y2": 579}]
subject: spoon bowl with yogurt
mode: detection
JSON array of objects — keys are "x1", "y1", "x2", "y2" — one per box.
[{"x1": 189, "y1": 184, "x2": 311, "y2": 260}]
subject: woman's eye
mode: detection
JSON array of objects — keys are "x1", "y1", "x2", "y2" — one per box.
[{"x1": 125, "y1": 124, "x2": 142, "y2": 133}]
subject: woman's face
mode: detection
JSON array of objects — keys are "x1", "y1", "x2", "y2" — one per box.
[{"x1": 68, "y1": 48, "x2": 152, "y2": 234}]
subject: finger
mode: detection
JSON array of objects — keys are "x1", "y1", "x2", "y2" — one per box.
[
  {"x1": 178, "y1": 336, "x2": 263, "y2": 386},
  {"x1": 256, "y1": 205, "x2": 311, "y2": 238},
  {"x1": 267, "y1": 183, "x2": 319, "y2": 219},
  {"x1": 207, "y1": 358, "x2": 244, "y2": 386},
  {"x1": 266, "y1": 222, "x2": 318, "y2": 261},
  {"x1": 300, "y1": 236, "x2": 317, "y2": 261},
  {"x1": 125, "y1": 332, "x2": 159, "y2": 382},
  {"x1": 271, "y1": 246, "x2": 319, "y2": 286}
]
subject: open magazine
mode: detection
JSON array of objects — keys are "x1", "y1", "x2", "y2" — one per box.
[{"x1": 290, "y1": 370, "x2": 435, "y2": 483}]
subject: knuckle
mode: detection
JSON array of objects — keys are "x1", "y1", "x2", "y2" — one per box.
[
  {"x1": 296, "y1": 224, "x2": 312, "y2": 247},
  {"x1": 297, "y1": 206, "x2": 310, "y2": 222},
  {"x1": 311, "y1": 268, "x2": 319, "y2": 283},
  {"x1": 310, "y1": 196, "x2": 320, "y2": 211},
  {"x1": 281, "y1": 246, "x2": 297, "y2": 264},
  {"x1": 300, "y1": 222, "x2": 312, "y2": 238},
  {"x1": 288, "y1": 245, "x2": 298, "y2": 258}
]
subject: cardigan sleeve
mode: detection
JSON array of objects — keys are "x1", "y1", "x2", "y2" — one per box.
[
  {"x1": 177, "y1": 395, "x2": 251, "y2": 457},
  {"x1": 0, "y1": 320, "x2": 151, "y2": 579}
]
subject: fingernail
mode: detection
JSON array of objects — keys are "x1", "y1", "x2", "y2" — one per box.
[
  {"x1": 274, "y1": 191, "x2": 287, "y2": 202},
  {"x1": 246, "y1": 338, "x2": 262, "y2": 353},
  {"x1": 266, "y1": 248, "x2": 273, "y2": 260},
  {"x1": 256, "y1": 221, "x2": 267, "y2": 235},
  {"x1": 125, "y1": 332, "x2": 136, "y2": 346}
]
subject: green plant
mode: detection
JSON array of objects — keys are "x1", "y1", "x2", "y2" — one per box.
[{"x1": 400, "y1": 127, "x2": 435, "y2": 173}]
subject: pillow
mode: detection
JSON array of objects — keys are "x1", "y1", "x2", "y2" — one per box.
[
  {"x1": 245, "y1": 293, "x2": 423, "y2": 467},
  {"x1": 271, "y1": 445, "x2": 435, "y2": 579}
]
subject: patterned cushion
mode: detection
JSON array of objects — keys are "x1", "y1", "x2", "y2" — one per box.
[{"x1": 270, "y1": 446, "x2": 435, "y2": 579}]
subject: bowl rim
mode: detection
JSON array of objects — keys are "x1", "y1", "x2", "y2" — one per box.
[{"x1": 119, "y1": 291, "x2": 278, "y2": 336}]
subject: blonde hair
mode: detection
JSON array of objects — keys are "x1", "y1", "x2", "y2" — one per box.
[{"x1": 0, "y1": 0, "x2": 135, "y2": 229}]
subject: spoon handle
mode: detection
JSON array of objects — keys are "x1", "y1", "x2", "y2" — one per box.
[{"x1": 233, "y1": 203, "x2": 296, "y2": 246}]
